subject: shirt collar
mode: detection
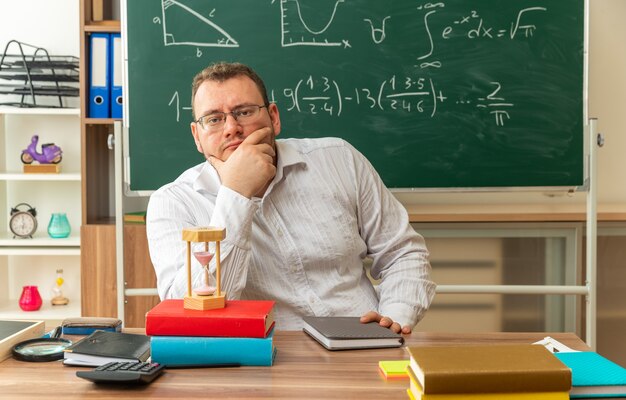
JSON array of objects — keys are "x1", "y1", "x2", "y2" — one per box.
[{"x1": 192, "y1": 139, "x2": 306, "y2": 195}]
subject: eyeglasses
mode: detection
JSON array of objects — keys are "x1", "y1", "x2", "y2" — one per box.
[{"x1": 195, "y1": 104, "x2": 268, "y2": 132}]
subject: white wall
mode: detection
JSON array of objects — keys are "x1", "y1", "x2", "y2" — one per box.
[
  {"x1": 589, "y1": 0, "x2": 626, "y2": 206},
  {"x1": 0, "y1": 0, "x2": 79, "y2": 57},
  {"x1": 0, "y1": 0, "x2": 80, "y2": 109}
]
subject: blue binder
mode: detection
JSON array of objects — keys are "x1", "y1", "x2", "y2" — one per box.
[
  {"x1": 88, "y1": 33, "x2": 110, "y2": 118},
  {"x1": 110, "y1": 33, "x2": 123, "y2": 119}
]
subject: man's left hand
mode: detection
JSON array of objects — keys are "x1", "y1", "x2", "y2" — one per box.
[{"x1": 360, "y1": 311, "x2": 412, "y2": 334}]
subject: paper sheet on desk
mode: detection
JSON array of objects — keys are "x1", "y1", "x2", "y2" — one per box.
[{"x1": 533, "y1": 336, "x2": 580, "y2": 353}]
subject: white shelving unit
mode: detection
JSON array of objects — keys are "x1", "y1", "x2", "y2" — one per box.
[{"x1": 0, "y1": 108, "x2": 81, "y2": 323}]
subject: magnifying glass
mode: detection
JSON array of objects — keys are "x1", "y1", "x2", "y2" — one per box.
[{"x1": 12, "y1": 327, "x2": 72, "y2": 362}]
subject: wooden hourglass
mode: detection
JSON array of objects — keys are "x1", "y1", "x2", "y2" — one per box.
[{"x1": 182, "y1": 227, "x2": 226, "y2": 310}]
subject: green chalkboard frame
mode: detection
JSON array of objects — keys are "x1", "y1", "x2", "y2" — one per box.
[{"x1": 124, "y1": 0, "x2": 586, "y2": 191}]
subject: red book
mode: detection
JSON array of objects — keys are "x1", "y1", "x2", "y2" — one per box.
[{"x1": 145, "y1": 299, "x2": 275, "y2": 338}]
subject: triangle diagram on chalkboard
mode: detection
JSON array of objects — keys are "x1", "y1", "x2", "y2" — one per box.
[{"x1": 162, "y1": 0, "x2": 239, "y2": 47}]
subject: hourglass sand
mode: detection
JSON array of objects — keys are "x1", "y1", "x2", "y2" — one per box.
[
  {"x1": 182, "y1": 227, "x2": 226, "y2": 310},
  {"x1": 193, "y1": 251, "x2": 215, "y2": 296}
]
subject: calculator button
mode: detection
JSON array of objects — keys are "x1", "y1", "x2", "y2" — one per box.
[{"x1": 76, "y1": 361, "x2": 165, "y2": 384}]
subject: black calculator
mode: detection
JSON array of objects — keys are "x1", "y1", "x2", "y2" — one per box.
[{"x1": 76, "y1": 361, "x2": 165, "y2": 384}]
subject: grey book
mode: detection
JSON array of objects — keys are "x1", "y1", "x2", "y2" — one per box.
[
  {"x1": 302, "y1": 316, "x2": 404, "y2": 350},
  {"x1": 63, "y1": 330, "x2": 150, "y2": 367}
]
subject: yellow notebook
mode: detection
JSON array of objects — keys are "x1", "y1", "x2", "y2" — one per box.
[
  {"x1": 406, "y1": 388, "x2": 569, "y2": 400},
  {"x1": 406, "y1": 365, "x2": 569, "y2": 400}
]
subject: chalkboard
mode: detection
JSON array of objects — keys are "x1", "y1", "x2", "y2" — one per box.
[{"x1": 125, "y1": 0, "x2": 585, "y2": 191}]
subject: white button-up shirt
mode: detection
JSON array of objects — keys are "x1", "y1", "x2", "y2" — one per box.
[{"x1": 146, "y1": 137, "x2": 436, "y2": 330}]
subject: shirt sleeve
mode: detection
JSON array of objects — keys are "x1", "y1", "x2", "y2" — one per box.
[
  {"x1": 208, "y1": 186, "x2": 259, "y2": 299},
  {"x1": 146, "y1": 184, "x2": 258, "y2": 300},
  {"x1": 347, "y1": 143, "x2": 437, "y2": 328}
]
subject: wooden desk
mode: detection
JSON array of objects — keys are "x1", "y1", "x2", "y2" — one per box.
[{"x1": 0, "y1": 331, "x2": 588, "y2": 399}]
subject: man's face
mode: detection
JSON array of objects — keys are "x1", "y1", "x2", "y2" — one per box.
[{"x1": 190, "y1": 75, "x2": 281, "y2": 162}]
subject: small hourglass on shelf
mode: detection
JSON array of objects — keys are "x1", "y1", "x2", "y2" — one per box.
[
  {"x1": 182, "y1": 227, "x2": 226, "y2": 310},
  {"x1": 51, "y1": 268, "x2": 69, "y2": 306}
]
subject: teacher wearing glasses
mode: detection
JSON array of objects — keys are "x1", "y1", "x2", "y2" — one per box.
[{"x1": 146, "y1": 62, "x2": 436, "y2": 334}]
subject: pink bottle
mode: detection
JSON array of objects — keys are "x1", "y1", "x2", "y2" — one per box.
[{"x1": 19, "y1": 285, "x2": 43, "y2": 311}]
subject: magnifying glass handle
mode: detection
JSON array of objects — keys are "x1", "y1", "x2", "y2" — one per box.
[
  {"x1": 42, "y1": 326, "x2": 62, "y2": 339},
  {"x1": 52, "y1": 326, "x2": 62, "y2": 338}
]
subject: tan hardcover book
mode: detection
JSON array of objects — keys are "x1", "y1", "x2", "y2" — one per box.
[
  {"x1": 406, "y1": 344, "x2": 571, "y2": 394},
  {"x1": 0, "y1": 320, "x2": 45, "y2": 362}
]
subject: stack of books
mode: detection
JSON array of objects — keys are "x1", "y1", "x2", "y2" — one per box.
[
  {"x1": 145, "y1": 299, "x2": 276, "y2": 367},
  {"x1": 405, "y1": 344, "x2": 572, "y2": 399}
]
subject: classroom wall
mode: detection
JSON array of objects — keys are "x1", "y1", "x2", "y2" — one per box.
[{"x1": 589, "y1": 0, "x2": 626, "y2": 206}]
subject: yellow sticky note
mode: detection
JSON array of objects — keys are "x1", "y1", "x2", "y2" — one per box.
[{"x1": 378, "y1": 360, "x2": 410, "y2": 379}]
